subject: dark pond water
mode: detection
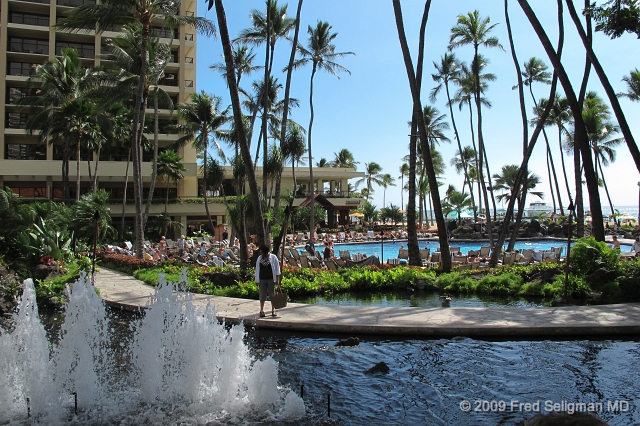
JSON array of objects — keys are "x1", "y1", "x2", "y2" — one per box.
[
  {"x1": 31, "y1": 307, "x2": 640, "y2": 425},
  {"x1": 292, "y1": 290, "x2": 550, "y2": 309}
]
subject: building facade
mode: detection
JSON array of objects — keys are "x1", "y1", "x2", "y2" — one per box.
[{"x1": 0, "y1": 0, "x2": 364, "y2": 239}]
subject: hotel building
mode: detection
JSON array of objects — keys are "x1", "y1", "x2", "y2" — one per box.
[{"x1": 0, "y1": 0, "x2": 364, "y2": 239}]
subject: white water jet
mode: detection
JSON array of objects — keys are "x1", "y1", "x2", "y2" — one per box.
[{"x1": 0, "y1": 271, "x2": 304, "y2": 424}]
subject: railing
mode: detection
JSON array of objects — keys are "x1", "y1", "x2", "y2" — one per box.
[
  {"x1": 185, "y1": 33, "x2": 194, "y2": 41},
  {"x1": 20, "y1": 0, "x2": 50, "y2": 3},
  {"x1": 294, "y1": 191, "x2": 360, "y2": 199}
]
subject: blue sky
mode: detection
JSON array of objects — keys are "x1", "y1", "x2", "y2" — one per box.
[{"x1": 195, "y1": 1, "x2": 640, "y2": 213}]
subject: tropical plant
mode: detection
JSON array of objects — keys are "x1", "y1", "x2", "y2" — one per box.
[
  {"x1": 68, "y1": 189, "x2": 115, "y2": 243},
  {"x1": 492, "y1": 165, "x2": 543, "y2": 207},
  {"x1": 380, "y1": 174, "x2": 396, "y2": 208},
  {"x1": 16, "y1": 217, "x2": 73, "y2": 262},
  {"x1": 58, "y1": 0, "x2": 216, "y2": 258},
  {"x1": 361, "y1": 201, "x2": 378, "y2": 224},
  {"x1": 331, "y1": 148, "x2": 358, "y2": 170},
  {"x1": 444, "y1": 186, "x2": 473, "y2": 223},
  {"x1": 356, "y1": 162, "x2": 384, "y2": 201},
  {"x1": 398, "y1": 162, "x2": 410, "y2": 210},
  {"x1": 210, "y1": 44, "x2": 263, "y2": 87},
  {"x1": 173, "y1": 91, "x2": 230, "y2": 232},
  {"x1": 449, "y1": 10, "x2": 503, "y2": 241},
  {"x1": 618, "y1": 69, "x2": 640, "y2": 102},
  {"x1": 156, "y1": 150, "x2": 186, "y2": 213},
  {"x1": 291, "y1": 19, "x2": 354, "y2": 235}
]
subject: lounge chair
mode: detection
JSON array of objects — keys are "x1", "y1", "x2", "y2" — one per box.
[
  {"x1": 300, "y1": 255, "x2": 310, "y2": 268},
  {"x1": 468, "y1": 249, "x2": 480, "y2": 258},
  {"x1": 456, "y1": 263, "x2": 472, "y2": 270},
  {"x1": 419, "y1": 248, "x2": 431, "y2": 266},
  {"x1": 387, "y1": 258, "x2": 400, "y2": 266},
  {"x1": 335, "y1": 258, "x2": 347, "y2": 268},
  {"x1": 450, "y1": 247, "x2": 461, "y2": 254},
  {"x1": 339, "y1": 250, "x2": 352, "y2": 260},
  {"x1": 398, "y1": 249, "x2": 409, "y2": 260},
  {"x1": 503, "y1": 252, "x2": 515, "y2": 266},
  {"x1": 453, "y1": 255, "x2": 468, "y2": 264},
  {"x1": 325, "y1": 259, "x2": 339, "y2": 270},
  {"x1": 309, "y1": 257, "x2": 322, "y2": 268},
  {"x1": 479, "y1": 246, "x2": 491, "y2": 257}
]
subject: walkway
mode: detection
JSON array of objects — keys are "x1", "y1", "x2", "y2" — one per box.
[{"x1": 94, "y1": 268, "x2": 640, "y2": 338}]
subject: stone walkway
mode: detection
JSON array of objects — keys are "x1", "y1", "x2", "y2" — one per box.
[{"x1": 94, "y1": 268, "x2": 640, "y2": 338}]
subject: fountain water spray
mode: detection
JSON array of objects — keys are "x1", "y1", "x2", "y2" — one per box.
[{"x1": 0, "y1": 270, "x2": 305, "y2": 424}]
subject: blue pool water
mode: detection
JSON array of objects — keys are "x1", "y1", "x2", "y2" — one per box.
[{"x1": 301, "y1": 239, "x2": 632, "y2": 262}]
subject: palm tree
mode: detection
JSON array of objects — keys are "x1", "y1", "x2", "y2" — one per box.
[
  {"x1": 445, "y1": 187, "x2": 473, "y2": 223},
  {"x1": 431, "y1": 52, "x2": 476, "y2": 215},
  {"x1": 618, "y1": 69, "x2": 640, "y2": 101},
  {"x1": 292, "y1": 20, "x2": 354, "y2": 237},
  {"x1": 21, "y1": 48, "x2": 102, "y2": 203},
  {"x1": 316, "y1": 158, "x2": 330, "y2": 168},
  {"x1": 331, "y1": 148, "x2": 358, "y2": 169},
  {"x1": 282, "y1": 121, "x2": 307, "y2": 196},
  {"x1": 398, "y1": 162, "x2": 410, "y2": 209},
  {"x1": 380, "y1": 174, "x2": 396, "y2": 207},
  {"x1": 449, "y1": 10, "x2": 503, "y2": 244},
  {"x1": 58, "y1": 0, "x2": 216, "y2": 258},
  {"x1": 492, "y1": 165, "x2": 543, "y2": 208},
  {"x1": 156, "y1": 150, "x2": 186, "y2": 213},
  {"x1": 450, "y1": 146, "x2": 477, "y2": 194},
  {"x1": 356, "y1": 162, "x2": 384, "y2": 201},
  {"x1": 210, "y1": 0, "x2": 267, "y2": 248},
  {"x1": 210, "y1": 44, "x2": 263, "y2": 87},
  {"x1": 173, "y1": 91, "x2": 230, "y2": 232}
]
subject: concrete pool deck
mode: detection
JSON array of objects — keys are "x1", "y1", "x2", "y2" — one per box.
[{"x1": 94, "y1": 268, "x2": 640, "y2": 338}]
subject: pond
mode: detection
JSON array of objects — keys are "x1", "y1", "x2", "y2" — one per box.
[
  {"x1": 292, "y1": 290, "x2": 550, "y2": 308},
  {"x1": 301, "y1": 239, "x2": 632, "y2": 263}
]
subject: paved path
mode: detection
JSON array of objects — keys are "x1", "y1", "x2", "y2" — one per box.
[{"x1": 94, "y1": 268, "x2": 640, "y2": 338}]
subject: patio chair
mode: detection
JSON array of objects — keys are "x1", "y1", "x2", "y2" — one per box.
[
  {"x1": 430, "y1": 252, "x2": 441, "y2": 263},
  {"x1": 300, "y1": 256, "x2": 310, "y2": 268},
  {"x1": 339, "y1": 250, "x2": 352, "y2": 260},
  {"x1": 479, "y1": 246, "x2": 491, "y2": 257},
  {"x1": 468, "y1": 249, "x2": 480, "y2": 258},
  {"x1": 387, "y1": 258, "x2": 400, "y2": 266},
  {"x1": 309, "y1": 257, "x2": 322, "y2": 268},
  {"x1": 325, "y1": 259, "x2": 339, "y2": 271},
  {"x1": 419, "y1": 249, "x2": 431, "y2": 266},
  {"x1": 453, "y1": 255, "x2": 468, "y2": 264},
  {"x1": 335, "y1": 258, "x2": 347, "y2": 268},
  {"x1": 450, "y1": 247, "x2": 461, "y2": 255},
  {"x1": 503, "y1": 252, "x2": 515, "y2": 266},
  {"x1": 398, "y1": 249, "x2": 409, "y2": 260}
]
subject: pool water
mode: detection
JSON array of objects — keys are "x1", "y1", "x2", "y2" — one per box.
[{"x1": 302, "y1": 240, "x2": 632, "y2": 263}]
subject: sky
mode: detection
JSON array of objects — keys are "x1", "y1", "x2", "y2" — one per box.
[{"x1": 195, "y1": 0, "x2": 640, "y2": 214}]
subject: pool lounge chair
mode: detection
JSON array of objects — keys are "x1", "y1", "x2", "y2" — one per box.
[
  {"x1": 335, "y1": 258, "x2": 347, "y2": 268},
  {"x1": 300, "y1": 255, "x2": 310, "y2": 268},
  {"x1": 479, "y1": 246, "x2": 491, "y2": 257},
  {"x1": 398, "y1": 249, "x2": 409, "y2": 260},
  {"x1": 419, "y1": 248, "x2": 431, "y2": 266},
  {"x1": 325, "y1": 259, "x2": 339, "y2": 270},
  {"x1": 309, "y1": 257, "x2": 323, "y2": 268},
  {"x1": 453, "y1": 255, "x2": 468, "y2": 264}
]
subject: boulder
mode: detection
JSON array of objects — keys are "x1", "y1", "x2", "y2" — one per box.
[
  {"x1": 32, "y1": 264, "x2": 58, "y2": 281},
  {"x1": 529, "y1": 267, "x2": 563, "y2": 285},
  {"x1": 199, "y1": 271, "x2": 242, "y2": 287},
  {"x1": 365, "y1": 362, "x2": 390, "y2": 374},
  {"x1": 524, "y1": 412, "x2": 608, "y2": 426},
  {"x1": 528, "y1": 219, "x2": 542, "y2": 233},
  {"x1": 335, "y1": 337, "x2": 360, "y2": 347},
  {"x1": 586, "y1": 268, "x2": 617, "y2": 285}
]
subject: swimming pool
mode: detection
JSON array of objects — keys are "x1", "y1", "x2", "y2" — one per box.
[{"x1": 302, "y1": 239, "x2": 632, "y2": 262}]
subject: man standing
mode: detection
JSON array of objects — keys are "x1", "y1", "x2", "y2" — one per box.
[{"x1": 255, "y1": 244, "x2": 281, "y2": 318}]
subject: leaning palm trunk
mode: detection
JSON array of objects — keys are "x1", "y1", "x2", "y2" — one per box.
[
  {"x1": 468, "y1": 102, "x2": 482, "y2": 221},
  {"x1": 307, "y1": 65, "x2": 317, "y2": 237},
  {"x1": 215, "y1": 0, "x2": 267, "y2": 246},
  {"x1": 92, "y1": 146, "x2": 101, "y2": 191},
  {"x1": 446, "y1": 85, "x2": 475, "y2": 215},
  {"x1": 272, "y1": 0, "x2": 304, "y2": 258},
  {"x1": 76, "y1": 134, "x2": 82, "y2": 201},
  {"x1": 475, "y1": 82, "x2": 493, "y2": 245},
  {"x1": 546, "y1": 148, "x2": 557, "y2": 213},
  {"x1": 518, "y1": 0, "x2": 604, "y2": 241},
  {"x1": 120, "y1": 147, "x2": 131, "y2": 241},
  {"x1": 565, "y1": 0, "x2": 640, "y2": 173},
  {"x1": 597, "y1": 157, "x2": 616, "y2": 221},
  {"x1": 481, "y1": 143, "x2": 498, "y2": 221},
  {"x1": 393, "y1": 0, "x2": 450, "y2": 271}
]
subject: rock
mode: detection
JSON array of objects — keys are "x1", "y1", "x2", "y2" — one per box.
[
  {"x1": 524, "y1": 412, "x2": 608, "y2": 426},
  {"x1": 528, "y1": 219, "x2": 542, "y2": 232},
  {"x1": 199, "y1": 271, "x2": 242, "y2": 287},
  {"x1": 32, "y1": 264, "x2": 57, "y2": 280},
  {"x1": 529, "y1": 267, "x2": 563, "y2": 285},
  {"x1": 365, "y1": 362, "x2": 390, "y2": 374},
  {"x1": 335, "y1": 337, "x2": 360, "y2": 347},
  {"x1": 586, "y1": 268, "x2": 617, "y2": 285}
]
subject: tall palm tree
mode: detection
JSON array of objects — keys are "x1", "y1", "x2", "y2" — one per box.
[
  {"x1": 282, "y1": 121, "x2": 307, "y2": 196},
  {"x1": 156, "y1": 150, "x2": 186, "y2": 213},
  {"x1": 380, "y1": 174, "x2": 396, "y2": 207},
  {"x1": 316, "y1": 158, "x2": 330, "y2": 168},
  {"x1": 291, "y1": 20, "x2": 354, "y2": 236},
  {"x1": 356, "y1": 162, "x2": 384, "y2": 201},
  {"x1": 210, "y1": 44, "x2": 263, "y2": 87},
  {"x1": 431, "y1": 52, "x2": 476, "y2": 215},
  {"x1": 173, "y1": 91, "x2": 230, "y2": 232},
  {"x1": 210, "y1": 0, "x2": 267, "y2": 249},
  {"x1": 21, "y1": 48, "x2": 102, "y2": 203},
  {"x1": 449, "y1": 10, "x2": 503, "y2": 244},
  {"x1": 618, "y1": 69, "x2": 640, "y2": 102},
  {"x1": 444, "y1": 186, "x2": 473, "y2": 223},
  {"x1": 58, "y1": 0, "x2": 216, "y2": 258},
  {"x1": 331, "y1": 148, "x2": 358, "y2": 169},
  {"x1": 398, "y1": 162, "x2": 410, "y2": 209},
  {"x1": 492, "y1": 165, "x2": 543, "y2": 208},
  {"x1": 450, "y1": 146, "x2": 477, "y2": 194}
]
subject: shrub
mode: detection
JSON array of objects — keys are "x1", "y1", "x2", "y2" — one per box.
[
  {"x1": 570, "y1": 237, "x2": 619, "y2": 276},
  {"x1": 436, "y1": 272, "x2": 476, "y2": 293},
  {"x1": 100, "y1": 253, "x2": 156, "y2": 274},
  {"x1": 476, "y1": 272, "x2": 523, "y2": 295}
]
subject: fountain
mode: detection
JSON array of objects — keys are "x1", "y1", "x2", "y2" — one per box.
[{"x1": 0, "y1": 271, "x2": 305, "y2": 424}]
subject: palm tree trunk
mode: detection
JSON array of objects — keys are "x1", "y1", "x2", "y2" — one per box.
[
  {"x1": 130, "y1": 20, "x2": 150, "y2": 258},
  {"x1": 565, "y1": 0, "x2": 640, "y2": 173},
  {"x1": 558, "y1": 124, "x2": 573, "y2": 202},
  {"x1": 445, "y1": 83, "x2": 475, "y2": 214},
  {"x1": 214, "y1": 0, "x2": 266, "y2": 246},
  {"x1": 202, "y1": 137, "x2": 215, "y2": 234},
  {"x1": 87, "y1": 158, "x2": 92, "y2": 190},
  {"x1": 393, "y1": 0, "x2": 450, "y2": 271},
  {"x1": 120, "y1": 147, "x2": 131, "y2": 241},
  {"x1": 597, "y1": 157, "x2": 616, "y2": 220},
  {"x1": 308, "y1": 65, "x2": 317, "y2": 237},
  {"x1": 144, "y1": 93, "x2": 160, "y2": 230},
  {"x1": 482, "y1": 143, "x2": 498, "y2": 221},
  {"x1": 272, "y1": 0, "x2": 304, "y2": 258},
  {"x1": 76, "y1": 136, "x2": 81, "y2": 201},
  {"x1": 92, "y1": 146, "x2": 101, "y2": 191},
  {"x1": 546, "y1": 134, "x2": 564, "y2": 215},
  {"x1": 468, "y1": 101, "x2": 482, "y2": 221},
  {"x1": 518, "y1": 0, "x2": 604, "y2": 241},
  {"x1": 62, "y1": 141, "x2": 70, "y2": 203},
  {"x1": 165, "y1": 179, "x2": 169, "y2": 214}
]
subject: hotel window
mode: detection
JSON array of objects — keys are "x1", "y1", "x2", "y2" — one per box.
[
  {"x1": 8, "y1": 37, "x2": 49, "y2": 55},
  {"x1": 158, "y1": 73, "x2": 178, "y2": 86},
  {"x1": 7, "y1": 87, "x2": 31, "y2": 104},
  {"x1": 55, "y1": 41, "x2": 95, "y2": 59},
  {"x1": 11, "y1": 187, "x2": 47, "y2": 198},
  {"x1": 57, "y1": 0, "x2": 96, "y2": 6},
  {"x1": 6, "y1": 113, "x2": 29, "y2": 129},
  {"x1": 5, "y1": 143, "x2": 46, "y2": 160},
  {"x1": 7, "y1": 62, "x2": 38, "y2": 76},
  {"x1": 9, "y1": 12, "x2": 50, "y2": 26}
]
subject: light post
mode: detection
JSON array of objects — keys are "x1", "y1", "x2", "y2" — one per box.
[{"x1": 564, "y1": 202, "x2": 575, "y2": 300}]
